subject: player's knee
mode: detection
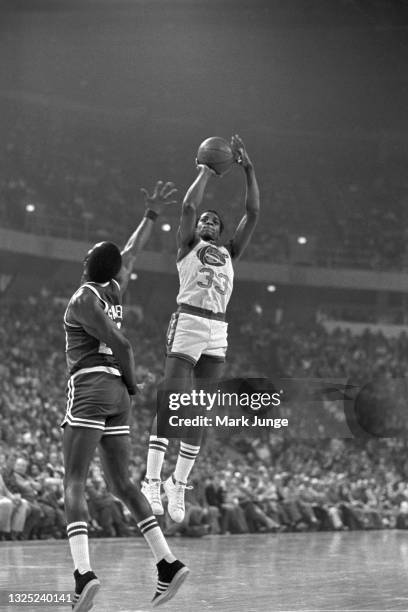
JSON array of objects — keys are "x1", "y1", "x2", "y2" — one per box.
[{"x1": 108, "y1": 478, "x2": 131, "y2": 501}]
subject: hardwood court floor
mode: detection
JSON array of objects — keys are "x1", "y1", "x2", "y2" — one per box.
[{"x1": 2, "y1": 531, "x2": 408, "y2": 612}]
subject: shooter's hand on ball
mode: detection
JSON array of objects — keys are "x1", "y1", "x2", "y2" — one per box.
[
  {"x1": 231, "y1": 134, "x2": 253, "y2": 170},
  {"x1": 140, "y1": 180, "x2": 178, "y2": 214},
  {"x1": 195, "y1": 160, "x2": 218, "y2": 177}
]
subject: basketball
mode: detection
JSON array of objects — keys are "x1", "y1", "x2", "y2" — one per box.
[{"x1": 196, "y1": 136, "x2": 235, "y2": 176}]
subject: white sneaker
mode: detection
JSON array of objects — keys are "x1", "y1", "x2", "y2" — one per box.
[
  {"x1": 141, "y1": 478, "x2": 164, "y2": 515},
  {"x1": 163, "y1": 476, "x2": 191, "y2": 523}
]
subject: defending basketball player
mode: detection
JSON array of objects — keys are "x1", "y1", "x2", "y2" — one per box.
[
  {"x1": 142, "y1": 134, "x2": 260, "y2": 523},
  {"x1": 62, "y1": 181, "x2": 189, "y2": 611}
]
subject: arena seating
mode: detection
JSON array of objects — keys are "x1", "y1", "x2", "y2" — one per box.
[
  {"x1": 1, "y1": 293, "x2": 408, "y2": 539},
  {"x1": 1, "y1": 102, "x2": 406, "y2": 270}
]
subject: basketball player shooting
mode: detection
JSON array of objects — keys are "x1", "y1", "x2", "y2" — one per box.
[
  {"x1": 62, "y1": 181, "x2": 189, "y2": 611},
  {"x1": 142, "y1": 134, "x2": 260, "y2": 523}
]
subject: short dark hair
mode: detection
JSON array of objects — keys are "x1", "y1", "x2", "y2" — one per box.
[
  {"x1": 197, "y1": 209, "x2": 225, "y2": 235},
  {"x1": 84, "y1": 241, "x2": 122, "y2": 283}
]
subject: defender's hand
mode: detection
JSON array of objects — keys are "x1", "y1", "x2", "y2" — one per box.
[
  {"x1": 123, "y1": 375, "x2": 138, "y2": 396},
  {"x1": 141, "y1": 181, "x2": 178, "y2": 214},
  {"x1": 127, "y1": 385, "x2": 137, "y2": 396}
]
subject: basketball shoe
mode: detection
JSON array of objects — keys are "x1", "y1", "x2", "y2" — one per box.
[
  {"x1": 72, "y1": 569, "x2": 100, "y2": 611},
  {"x1": 163, "y1": 476, "x2": 191, "y2": 523},
  {"x1": 152, "y1": 558, "x2": 190, "y2": 607},
  {"x1": 141, "y1": 478, "x2": 164, "y2": 515}
]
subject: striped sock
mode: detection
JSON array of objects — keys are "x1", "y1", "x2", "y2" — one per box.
[
  {"x1": 146, "y1": 436, "x2": 169, "y2": 480},
  {"x1": 67, "y1": 522, "x2": 91, "y2": 574},
  {"x1": 174, "y1": 442, "x2": 200, "y2": 483},
  {"x1": 137, "y1": 516, "x2": 175, "y2": 563}
]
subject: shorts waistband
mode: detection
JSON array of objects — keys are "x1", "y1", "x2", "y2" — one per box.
[
  {"x1": 69, "y1": 366, "x2": 122, "y2": 380},
  {"x1": 177, "y1": 303, "x2": 226, "y2": 322}
]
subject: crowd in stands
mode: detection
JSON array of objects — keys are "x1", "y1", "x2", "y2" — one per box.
[
  {"x1": 2, "y1": 292, "x2": 408, "y2": 541},
  {"x1": 1, "y1": 101, "x2": 408, "y2": 270}
]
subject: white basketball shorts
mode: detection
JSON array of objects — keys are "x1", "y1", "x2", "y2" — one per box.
[{"x1": 166, "y1": 305, "x2": 228, "y2": 365}]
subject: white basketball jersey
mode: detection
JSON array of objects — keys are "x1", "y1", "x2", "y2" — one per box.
[{"x1": 176, "y1": 240, "x2": 234, "y2": 313}]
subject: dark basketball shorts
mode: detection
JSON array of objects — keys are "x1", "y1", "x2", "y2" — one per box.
[{"x1": 61, "y1": 369, "x2": 131, "y2": 436}]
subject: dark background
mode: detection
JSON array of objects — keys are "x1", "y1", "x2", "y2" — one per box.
[{"x1": 2, "y1": 0, "x2": 408, "y2": 186}]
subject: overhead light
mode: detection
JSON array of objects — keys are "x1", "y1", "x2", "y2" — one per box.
[
  {"x1": 297, "y1": 236, "x2": 307, "y2": 245},
  {"x1": 161, "y1": 223, "x2": 171, "y2": 232},
  {"x1": 266, "y1": 285, "x2": 276, "y2": 292},
  {"x1": 25, "y1": 203, "x2": 36, "y2": 213},
  {"x1": 130, "y1": 273, "x2": 138, "y2": 281}
]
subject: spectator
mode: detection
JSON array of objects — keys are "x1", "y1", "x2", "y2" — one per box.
[
  {"x1": 0, "y1": 470, "x2": 29, "y2": 540},
  {"x1": 86, "y1": 478, "x2": 131, "y2": 538},
  {"x1": 5, "y1": 457, "x2": 52, "y2": 539}
]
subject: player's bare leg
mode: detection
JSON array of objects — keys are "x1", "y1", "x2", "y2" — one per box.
[
  {"x1": 99, "y1": 434, "x2": 189, "y2": 606},
  {"x1": 63, "y1": 426, "x2": 103, "y2": 611},
  {"x1": 143, "y1": 356, "x2": 193, "y2": 518},
  {"x1": 164, "y1": 355, "x2": 224, "y2": 522}
]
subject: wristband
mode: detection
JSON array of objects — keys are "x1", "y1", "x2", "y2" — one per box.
[{"x1": 144, "y1": 209, "x2": 159, "y2": 221}]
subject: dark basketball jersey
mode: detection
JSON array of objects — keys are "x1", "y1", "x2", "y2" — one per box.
[{"x1": 64, "y1": 279, "x2": 123, "y2": 376}]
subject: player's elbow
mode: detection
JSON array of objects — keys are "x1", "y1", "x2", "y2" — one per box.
[
  {"x1": 117, "y1": 334, "x2": 133, "y2": 354},
  {"x1": 182, "y1": 198, "x2": 197, "y2": 214},
  {"x1": 248, "y1": 208, "x2": 260, "y2": 219},
  {"x1": 246, "y1": 202, "x2": 260, "y2": 217},
  {"x1": 107, "y1": 330, "x2": 132, "y2": 355}
]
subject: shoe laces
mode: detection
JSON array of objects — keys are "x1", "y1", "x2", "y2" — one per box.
[
  {"x1": 147, "y1": 479, "x2": 162, "y2": 505},
  {"x1": 173, "y1": 480, "x2": 193, "y2": 509}
]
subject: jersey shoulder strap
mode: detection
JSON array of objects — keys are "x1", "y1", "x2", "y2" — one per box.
[
  {"x1": 111, "y1": 278, "x2": 121, "y2": 292},
  {"x1": 82, "y1": 283, "x2": 103, "y2": 301},
  {"x1": 64, "y1": 283, "x2": 104, "y2": 328}
]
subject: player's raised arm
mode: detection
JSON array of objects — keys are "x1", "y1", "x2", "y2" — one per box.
[
  {"x1": 116, "y1": 180, "x2": 178, "y2": 293},
  {"x1": 176, "y1": 164, "x2": 215, "y2": 259},
  {"x1": 71, "y1": 289, "x2": 138, "y2": 394},
  {"x1": 228, "y1": 135, "x2": 260, "y2": 260}
]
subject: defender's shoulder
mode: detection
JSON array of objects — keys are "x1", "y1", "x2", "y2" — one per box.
[{"x1": 70, "y1": 285, "x2": 100, "y2": 310}]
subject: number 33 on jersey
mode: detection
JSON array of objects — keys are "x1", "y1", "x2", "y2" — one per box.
[{"x1": 176, "y1": 240, "x2": 234, "y2": 314}]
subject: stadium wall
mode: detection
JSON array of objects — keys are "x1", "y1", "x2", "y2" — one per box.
[
  {"x1": 2, "y1": 227, "x2": 408, "y2": 329},
  {"x1": 2, "y1": 227, "x2": 408, "y2": 292}
]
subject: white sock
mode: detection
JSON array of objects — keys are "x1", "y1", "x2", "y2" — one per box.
[
  {"x1": 137, "y1": 516, "x2": 176, "y2": 563},
  {"x1": 174, "y1": 442, "x2": 200, "y2": 483},
  {"x1": 146, "y1": 436, "x2": 169, "y2": 481},
  {"x1": 67, "y1": 522, "x2": 91, "y2": 573}
]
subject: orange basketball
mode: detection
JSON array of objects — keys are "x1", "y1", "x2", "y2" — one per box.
[{"x1": 196, "y1": 136, "x2": 235, "y2": 176}]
